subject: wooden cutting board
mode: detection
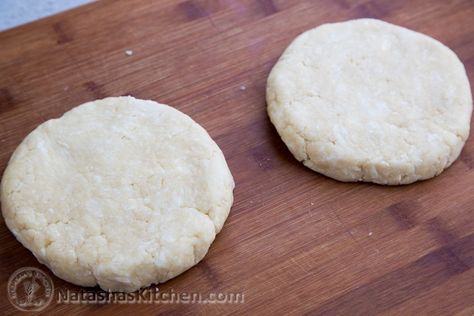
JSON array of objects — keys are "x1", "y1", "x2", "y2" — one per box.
[{"x1": 1, "y1": 0, "x2": 473, "y2": 314}]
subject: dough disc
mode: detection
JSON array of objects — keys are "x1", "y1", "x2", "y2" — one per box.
[
  {"x1": 1, "y1": 96, "x2": 234, "y2": 291},
  {"x1": 267, "y1": 19, "x2": 472, "y2": 184}
]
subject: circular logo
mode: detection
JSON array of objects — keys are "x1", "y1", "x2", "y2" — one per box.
[{"x1": 7, "y1": 267, "x2": 54, "y2": 312}]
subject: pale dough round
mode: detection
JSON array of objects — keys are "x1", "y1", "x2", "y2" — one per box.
[
  {"x1": 267, "y1": 18, "x2": 472, "y2": 185},
  {"x1": 0, "y1": 96, "x2": 234, "y2": 292}
]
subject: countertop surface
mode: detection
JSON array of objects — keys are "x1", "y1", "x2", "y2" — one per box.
[
  {"x1": 0, "y1": 0, "x2": 92, "y2": 31},
  {"x1": 0, "y1": 0, "x2": 474, "y2": 315}
]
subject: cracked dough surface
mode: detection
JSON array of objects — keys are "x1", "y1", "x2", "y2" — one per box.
[
  {"x1": 267, "y1": 18, "x2": 472, "y2": 185},
  {"x1": 0, "y1": 96, "x2": 234, "y2": 292}
]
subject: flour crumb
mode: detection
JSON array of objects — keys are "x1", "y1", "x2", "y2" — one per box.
[
  {"x1": 239, "y1": 85, "x2": 246, "y2": 91},
  {"x1": 368, "y1": 232, "x2": 373, "y2": 236},
  {"x1": 125, "y1": 50, "x2": 134, "y2": 56},
  {"x1": 310, "y1": 202, "x2": 314, "y2": 206}
]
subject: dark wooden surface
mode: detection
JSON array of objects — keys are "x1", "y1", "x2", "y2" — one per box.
[{"x1": 1, "y1": 0, "x2": 474, "y2": 315}]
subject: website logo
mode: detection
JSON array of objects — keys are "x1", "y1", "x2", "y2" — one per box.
[{"x1": 7, "y1": 267, "x2": 54, "y2": 311}]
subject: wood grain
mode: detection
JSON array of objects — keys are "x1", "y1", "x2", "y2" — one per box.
[{"x1": 1, "y1": 0, "x2": 474, "y2": 315}]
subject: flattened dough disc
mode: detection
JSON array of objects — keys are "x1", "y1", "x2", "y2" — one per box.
[
  {"x1": 1, "y1": 96, "x2": 234, "y2": 291},
  {"x1": 267, "y1": 19, "x2": 472, "y2": 185}
]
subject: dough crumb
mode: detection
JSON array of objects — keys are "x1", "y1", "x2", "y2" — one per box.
[
  {"x1": 239, "y1": 85, "x2": 246, "y2": 91},
  {"x1": 125, "y1": 50, "x2": 134, "y2": 56}
]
